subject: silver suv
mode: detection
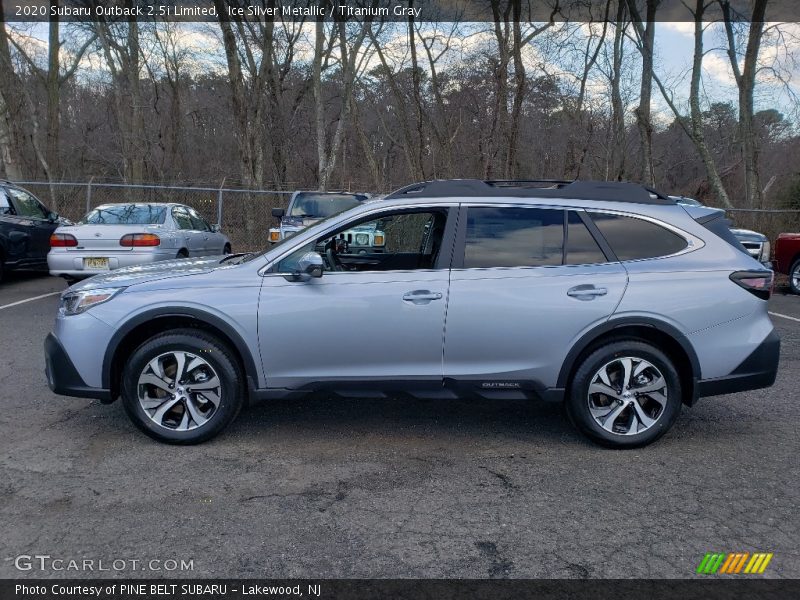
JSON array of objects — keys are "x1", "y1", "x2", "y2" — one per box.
[{"x1": 44, "y1": 180, "x2": 780, "y2": 448}]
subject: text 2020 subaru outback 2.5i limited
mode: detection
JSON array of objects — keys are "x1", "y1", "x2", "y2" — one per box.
[{"x1": 44, "y1": 179, "x2": 780, "y2": 448}]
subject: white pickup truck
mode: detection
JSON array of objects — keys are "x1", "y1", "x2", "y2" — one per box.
[{"x1": 269, "y1": 191, "x2": 386, "y2": 254}]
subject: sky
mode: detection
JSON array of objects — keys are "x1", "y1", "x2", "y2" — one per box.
[{"x1": 11, "y1": 19, "x2": 800, "y2": 126}]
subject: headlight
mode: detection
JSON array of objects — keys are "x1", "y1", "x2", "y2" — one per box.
[
  {"x1": 760, "y1": 241, "x2": 771, "y2": 263},
  {"x1": 60, "y1": 288, "x2": 124, "y2": 316},
  {"x1": 355, "y1": 233, "x2": 369, "y2": 246}
]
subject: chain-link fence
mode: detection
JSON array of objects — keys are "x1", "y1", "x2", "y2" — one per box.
[
  {"x1": 11, "y1": 180, "x2": 800, "y2": 255},
  {"x1": 726, "y1": 209, "x2": 800, "y2": 245},
  {"x1": 14, "y1": 181, "x2": 293, "y2": 252}
]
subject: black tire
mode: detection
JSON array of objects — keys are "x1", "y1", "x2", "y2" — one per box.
[
  {"x1": 176, "y1": 249, "x2": 189, "y2": 259},
  {"x1": 790, "y1": 258, "x2": 800, "y2": 295},
  {"x1": 565, "y1": 340, "x2": 682, "y2": 449},
  {"x1": 120, "y1": 329, "x2": 245, "y2": 444},
  {"x1": 223, "y1": 243, "x2": 231, "y2": 255}
]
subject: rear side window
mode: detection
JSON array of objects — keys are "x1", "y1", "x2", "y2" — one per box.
[
  {"x1": 566, "y1": 211, "x2": 607, "y2": 265},
  {"x1": 465, "y1": 207, "x2": 563, "y2": 268},
  {"x1": 589, "y1": 212, "x2": 687, "y2": 260}
]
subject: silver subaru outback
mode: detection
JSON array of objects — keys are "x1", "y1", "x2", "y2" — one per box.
[{"x1": 44, "y1": 179, "x2": 780, "y2": 448}]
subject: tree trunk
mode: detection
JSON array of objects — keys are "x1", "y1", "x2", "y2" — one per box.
[
  {"x1": 628, "y1": 0, "x2": 658, "y2": 186},
  {"x1": 720, "y1": 0, "x2": 768, "y2": 208}
]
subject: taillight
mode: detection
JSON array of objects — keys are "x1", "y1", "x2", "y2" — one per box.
[
  {"x1": 730, "y1": 270, "x2": 773, "y2": 300},
  {"x1": 120, "y1": 233, "x2": 160, "y2": 247},
  {"x1": 50, "y1": 233, "x2": 78, "y2": 247}
]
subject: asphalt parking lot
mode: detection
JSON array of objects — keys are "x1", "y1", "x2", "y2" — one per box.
[{"x1": 1, "y1": 271, "x2": 798, "y2": 579}]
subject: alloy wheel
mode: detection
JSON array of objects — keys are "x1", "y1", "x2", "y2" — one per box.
[
  {"x1": 137, "y1": 351, "x2": 221, "y2": 431},
  {"x1": 587, "y1": 356, "x2": 668, "y2": 436}
]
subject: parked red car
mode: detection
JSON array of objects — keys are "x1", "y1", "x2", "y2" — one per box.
[{"x1": 774, "y1": 233, "x2": 800, "y2": 294}]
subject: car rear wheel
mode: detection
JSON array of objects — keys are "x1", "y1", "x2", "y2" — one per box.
[
  {"x1": 176, "y1": 249, "x2": 189, "y2": 259},
  {"x1": 790, "y1": 258, "x2": 800, "y2": 295},
  {"x1": 121, "y1": 329, "x2": 245, "y2": 444},
  {"x1": 223, "y1": 243, "x2": 231, "y2": 254},
  {"x1": 566, "y1": 340, "x2": 682, "y2": 449}
]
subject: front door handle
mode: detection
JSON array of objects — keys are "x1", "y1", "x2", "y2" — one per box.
[
  {"x1": 402, "y1": 290, "x2": 443, "y2": 304},
  {"x1": 567, "y1": 285, "x2": 608, "y2": 300}
]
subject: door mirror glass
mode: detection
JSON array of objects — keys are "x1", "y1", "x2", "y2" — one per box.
[
  {"x1": 211, "y1": 223, "x2": 221, "y2": 233},
  {"x1": 287, "y1": 252, "x2": 324, "y2": 282},
  {"x1": 47, "y1": 211, "x2": 59, "y2": 223},
  {"x1": 272, "y1": 208, "x2": 285, "y2": 218}
]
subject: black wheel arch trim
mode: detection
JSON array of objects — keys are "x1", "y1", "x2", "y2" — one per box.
[
  {"x1": 556, "y1": 316, "x2": 701, "y2": 391},
  {"x1": 102, "y1": 307, "x2": 261, "y2": 394}
]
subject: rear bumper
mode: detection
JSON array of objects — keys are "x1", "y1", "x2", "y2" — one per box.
[
  {"x1": 696, "y1": 329, "x2": 780, "y2": 399},
  {"x1": 44, "y1": 333, "x2": 112, "y2": 401},
  {"x1": 47, "y1": 249, "x2": 176, "y2": 277}
]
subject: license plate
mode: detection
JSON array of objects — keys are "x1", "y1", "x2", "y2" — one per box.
[{"x1": 84, "y1": 257, "x2": 109, "y2": 270}]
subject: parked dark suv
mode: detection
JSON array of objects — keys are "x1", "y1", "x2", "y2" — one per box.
[{"x1": 0, "y1": 181, "x2": 63, "y2": 282}]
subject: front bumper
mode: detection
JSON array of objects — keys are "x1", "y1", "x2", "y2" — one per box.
[
  {"x1": 48, "y1": 249, "x2": 176, "y2": 278},
  {"x1": 44, "y1": 333, "x2": 112, "y2": 401},
  {"x1": 696, "y1": 329, "x2": 780, "y2": 398}
]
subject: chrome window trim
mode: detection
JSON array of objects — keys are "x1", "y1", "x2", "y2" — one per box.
[{"x1": 450, "y1": 202, "x2": 703, "y2": 271}]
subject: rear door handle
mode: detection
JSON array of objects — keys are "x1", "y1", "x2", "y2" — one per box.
[
  {"x1": 567, "y1": 285, "x2": 608, "y2": 300},
  {"x1": 403, "y1": 290, "x2": 443, "y2": 304}
]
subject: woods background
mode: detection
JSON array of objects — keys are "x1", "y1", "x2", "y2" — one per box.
[{"x1": 0, "y1": 0, "x2": 799, "y2": 231}]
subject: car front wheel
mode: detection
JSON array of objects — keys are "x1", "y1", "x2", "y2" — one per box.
[
  {"x1": 121, "y1": 329, "x2": 245, "y2": 444},
  {"x1": 566, "y1": 340, "x2": 682, "y2": 449}
]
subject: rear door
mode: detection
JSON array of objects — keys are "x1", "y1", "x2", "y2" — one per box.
[
  {"x1": 5, "y1": 186, "x2": 56, "y2": 265},
  {"x1": 443, "y1": 205, "x2": 628, "y2": 391}
]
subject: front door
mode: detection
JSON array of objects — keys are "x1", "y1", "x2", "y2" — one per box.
[
  {"x1": 258, "y1": 206, "x2": 456, "y2": 390},
  {"x1": 443, "y1": 205, "x2": 628, "y2": 390},
  {"x1": 5, "y1": 186, "x2": 57, "y2": 267}
]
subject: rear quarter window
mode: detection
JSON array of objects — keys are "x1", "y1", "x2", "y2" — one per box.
[{"x1": 589, "y1": 212, "x2": 687, "y2": 261}]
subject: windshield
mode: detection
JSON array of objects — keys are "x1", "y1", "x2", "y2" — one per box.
[
  {"x1": 289, "y1": 193, "x2": 366, "y2": 218},
  {"x1": 80, "y1": 204, "x2": 167, "y2": 225}
]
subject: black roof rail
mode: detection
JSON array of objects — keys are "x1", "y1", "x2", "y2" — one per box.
[{"x1": 384, "y1": 179, "x2": 676, "y2": 205}]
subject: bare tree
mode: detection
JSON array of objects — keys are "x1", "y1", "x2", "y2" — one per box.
[
  {"x1": 627, "y1": 0, "x2": 659, "y2": 185},
  {"x1": 719, "y1": 0, "x2": 769, "y2": 208},
  {"x1": 652, "y1": 0, "x2": 732, "y2": 207}
]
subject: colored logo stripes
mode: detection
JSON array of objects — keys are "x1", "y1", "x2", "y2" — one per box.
[{"x1": 697, "y1": 552, "x2": 773, "y2": 574}]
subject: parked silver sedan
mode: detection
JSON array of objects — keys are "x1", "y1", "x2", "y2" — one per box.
[{"x1": 48, "y1": 203, "x2": 231, "y2": 281}]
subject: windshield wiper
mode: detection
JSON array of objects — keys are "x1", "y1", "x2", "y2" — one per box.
[{"x1": 220, "y1": 252, "x2": 252, "y2": 264}]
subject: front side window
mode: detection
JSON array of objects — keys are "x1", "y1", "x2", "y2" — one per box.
[
  {"x1": 276, "y1": 209, "x2": 449, "y2": 274},
  {"x1": 0, "y1": 190, "x2": 12, "y2": 215},
  {"x1": 187, "y1": 207, "x2": 211, "y2": 231},
  {"x1": 464, "y1": 206, "x2": 563, "y2": 268},
  {"x1": 171, "y1": 207, "x2": 194, "y2": 230},
  {"x1": 589, "y1": 212, "x2": 687, "y2": 261},
  {"x1": 80, "y1": 204, "x2": 167, "y2": 225},
  {"x1": 7, "y1": 188, "x2": 48, "y2": 219}
]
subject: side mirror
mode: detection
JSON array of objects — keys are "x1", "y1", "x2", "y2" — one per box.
[
  {"x1": 47, "y1": 211, "x2": 59, "y2": 223},
  {"x1": 272, "y1": 208, "x2": 285, "y2": 218},
  {"x1": 290, "y1": 252, "x2": 324, "y2": 282},
  {"x1": 211, "y1": 224, "x2": 221, "y2": 232}
]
